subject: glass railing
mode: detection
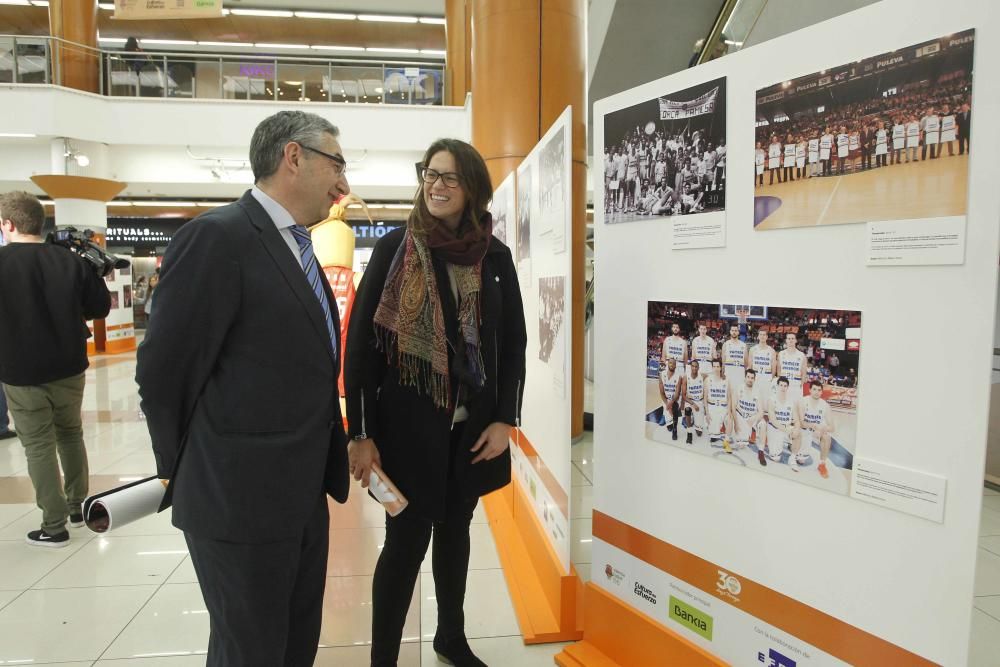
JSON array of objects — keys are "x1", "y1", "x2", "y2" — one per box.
[
  {"x1": 696, "y1": 0, "x2": 768, "y2": 65},
  {"x1": 0, "y1": 35, "x2": 445, "y2": 105}
]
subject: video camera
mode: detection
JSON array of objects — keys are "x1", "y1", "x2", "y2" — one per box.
[{"x1": 47, "y1": 227, "x2": 130, "y2": 278}]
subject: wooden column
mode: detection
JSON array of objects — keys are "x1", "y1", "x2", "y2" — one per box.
[
  {"x1": 445, "y1": 0, "x2": 472, "y2": 107},
  {"x1": 471, "y1": 0, "x2": 586, "y2": 437},
  {"x1": 48, "y1": 0, "x2": 100, "y2": 93}
]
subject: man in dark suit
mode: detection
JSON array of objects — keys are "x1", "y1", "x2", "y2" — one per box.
[
  {"x1": 956, "y1": 102, "x2": 971, "y2": 155},
  {"x1": 136, "y1": 110, "x2": 351, "y2": 667}
]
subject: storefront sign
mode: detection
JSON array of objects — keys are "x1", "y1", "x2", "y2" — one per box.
[{"x1": 114, "y1": 0, "x2": 223, "y2": 20}]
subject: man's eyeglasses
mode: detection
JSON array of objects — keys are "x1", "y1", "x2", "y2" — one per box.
[
  {"x1": 301, "y1": 144, "x2": 347, "y2": 176},
  {"x1": 416, "y1": 164, "x2": 461, "y2": 188}
]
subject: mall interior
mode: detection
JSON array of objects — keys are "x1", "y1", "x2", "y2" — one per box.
[{"x1": 1, "y1": 0, "x2": 1000, "y2": 665}]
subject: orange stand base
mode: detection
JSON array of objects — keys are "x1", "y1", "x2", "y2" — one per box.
[
  {"x1": 555, "y1": 583, "x2": 726, "y2": 667},
  {"x1": 482, "y1": 478, "x2": 584, "y2": 644}
]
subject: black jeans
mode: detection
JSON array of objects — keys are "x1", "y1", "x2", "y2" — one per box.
[{"x1": 371, "y1": 422, "x2": 479, "y2": 666}]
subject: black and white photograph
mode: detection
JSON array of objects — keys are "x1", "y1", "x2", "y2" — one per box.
[
  {"x1": 516, "y1": 162, "x2": 532, "y2": 284},
  {"x1": 539, "y1": 125, "x2": 567, "y2": 252},
  {"x1": 645, "y1": 301, "x2": 861, "y2": 496},
  {"x1": 754, "y1": 29, "x2": 974, "y2": 230},
  {"x1": 603, "y1": 77, "x2": 727, "y2": 225},
  {"x1": 490, "y1": 175, "x2": 512, "y2": 245},
  {"x1": 539, "y1": 275, "x2": 566, "y2": 395}
]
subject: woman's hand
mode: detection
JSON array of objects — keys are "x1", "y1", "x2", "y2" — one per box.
[
  {"x1": 470, "y1": 422, "x2": 512, "y2": 464},
  {"x1": 348, "y1": 438, "x2": 382, "y2": 488}
]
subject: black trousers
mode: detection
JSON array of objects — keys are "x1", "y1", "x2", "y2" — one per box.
[
  {"x1": 371, "y1": 422, "x2": 479, "y2": 666},
  {"x1": 185, "y1": 493, "x2": 329, "y2": 667}
]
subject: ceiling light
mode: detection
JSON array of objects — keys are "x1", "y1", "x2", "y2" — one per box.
[
  {"x1": 311, "y1": 45, "x2": 365, "y2": 52},
  {"x1": 0, "y1": 1, "x2": 30, "y2": 5},
  {"x1": 74, "y1": 154, "x2": 90, "y2": 167},
  {"x1": 29, "y1": 0, "x2": 50, "y2": 7},
  {"x1": 366, "y1": 47, "x2": 420, "y2": 54},
  {"x1": 0, "y1": 132, "x2": 36, "y2": 138},
  {"x1": 198, "y1": 41, "x2": 254, "y2": 47},
  {"x1": 358, "y1": 14, "x2": 418, "y2": 23},
  {"x1": 421, "y1": 49, "x2": 447, "y2": 56},
  {"x1": 230, "y1": 8, "x2": 292, "y2": 17},
  {"x1": 284, "y1": 80, "x2": 303, "y2": 86},
  {"x1": 131, "y1": 201, "x2": 197, "y2": 207},
  {"x1": 97, "y1": 2, "x2": 114, "y2": 8},
  {"x1": 141, "y1": 39, "x2": 198, "y2": 46},
  {"x1": 98, "y1": 37, "x2": 127, "y2": 44},
  {"x1": 375, "y1": 87, "x2": 383, "y2": 93},
  {"x1": 418, "y1": 17, "x2": 446, "y2": 25},
  {"x1": 294, "y1": 11, "x2": 356, "y2": 20},
  {"x1": 256, "y1": 43, "x2": 310, "y2": 50},
  {"x1": 106, "y1": 201, "x2": 134, "y2": 207},
  {"x1": 196, "y1": 202, "x2": 226, "y2": 207}
]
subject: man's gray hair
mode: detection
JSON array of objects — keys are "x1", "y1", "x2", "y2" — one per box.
[{"x1": 249, "y1": 111, "x2": 340, "y2": 182}]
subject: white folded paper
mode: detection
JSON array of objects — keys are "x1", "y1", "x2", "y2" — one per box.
[
  {"x1": 369, "y1": 464, "x2": 408, "y2": 517},
  {"x1": 83, "y1": 476, "x2": 166, "y2": 533}
]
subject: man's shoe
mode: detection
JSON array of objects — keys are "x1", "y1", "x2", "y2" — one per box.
[
  {"x1": 26, "y1": 529, "x2": 69, "y2": 548},
  {"x1": 0, "y1": 430, "x2": 16, "y2": 440},
  {"x1": 433, "y1": 634, "x2": 487, "y2": 667},
  {"x1": 69, "y1": 512, "x2": 85, "y2": 528}
]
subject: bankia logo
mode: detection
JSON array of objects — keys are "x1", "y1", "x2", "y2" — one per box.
[{"x1": 758, "y1": 648, "x2": 797, "y2": 667}]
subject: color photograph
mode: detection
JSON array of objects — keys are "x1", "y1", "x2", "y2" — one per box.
[
  {"x1": 754, "y1": 30, "x2": 974, "y2": 230},
  {"x1": 645, "y1": 301, "x2": 861, "y2": 496},
  {"x1": 603, "y1": 77, "x2": 727, "y2": 224}
]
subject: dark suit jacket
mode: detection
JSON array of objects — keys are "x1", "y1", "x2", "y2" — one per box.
[
  {"x1": 136, "y1": 190, "x2": 349, "y2": 544},
  {"x1": 345, "y1": 227, "x2": 527, "y2": 521}
]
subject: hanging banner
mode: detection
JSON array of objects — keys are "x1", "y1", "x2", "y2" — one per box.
[
  {"x1": 659, "y1": 87, "x2": 719, "y2": 119},
  {"x1": 114, "y1": 0, "x2": 224, "y2": 20}
]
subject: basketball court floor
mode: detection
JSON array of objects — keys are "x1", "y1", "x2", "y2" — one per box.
[
  {"x1": 644, "y1": 378, "x2": 856, "y2": 495},
  {"x1": 754, "y1": 153, "x2": 969, "y2": 229}
]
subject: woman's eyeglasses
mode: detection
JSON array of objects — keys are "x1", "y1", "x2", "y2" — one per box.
[{"x1": 417, "y1": 165, "x2": 461, "y2": 188}]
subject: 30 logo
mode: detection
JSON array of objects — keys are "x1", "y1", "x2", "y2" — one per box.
[
  {"x1": 758, "y1": 648, "x2": 796, "y2": 667},
  {"x1": 717, "y1": 569, "x2": 742, "y2": 597}
]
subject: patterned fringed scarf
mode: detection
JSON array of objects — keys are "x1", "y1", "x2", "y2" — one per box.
[{"x1": 373, "y1": 210, "x2": 493, "y2": 409}]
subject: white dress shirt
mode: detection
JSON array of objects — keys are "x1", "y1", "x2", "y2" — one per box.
[{"x1": 251, "y1": 186, "x2": 304, "y2": 268}]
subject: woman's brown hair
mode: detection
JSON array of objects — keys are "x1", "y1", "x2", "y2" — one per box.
[{"x1": 411, "y1": 138, "x2": 493, "y2": 236}]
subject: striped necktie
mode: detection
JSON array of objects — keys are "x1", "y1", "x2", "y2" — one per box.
[{"x1": 289, "y1": 225, "x2": 337, "y2": 355}]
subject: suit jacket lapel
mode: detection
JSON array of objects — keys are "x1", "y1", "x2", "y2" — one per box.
[{"x1": 238, "y1": 192, "x2": 337, "y2": 366}]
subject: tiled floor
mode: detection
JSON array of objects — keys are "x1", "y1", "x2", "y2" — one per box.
[
  {"x1": 0, "y1": 352, "x2": 566, "y2": 666},
  {"x1": 1, "y1": 357, "x2": 997, "y2": 665}
]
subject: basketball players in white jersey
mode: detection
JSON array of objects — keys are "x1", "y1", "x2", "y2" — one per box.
[
  {"x1": 798, "y1": 381, "x2": 835, "y2": 479},
  {"x1": 681, "y1": 360, "x2": 706, "y2": 444},
  {"x1": 691, "y1": 324, "x2": 716, "y2": 378},
  {"x1": 748, "y1": 329, "x2": 777, "y2": 407},
  {"x1": 721, "y1": 324, "x2": 747, "y2": 386},
  {"x1": 733, "y1": 369, "x2": 765, "y2": 463},
  {"x1": 661, "y1": 323, "x2": 688, "y2": 376},
  {"x1": 766, "y1": 376, "x2": 801, "y2": 465},
  {"x1": 777, "y1": 332, "x2": 807, "y2": 400},
  {"x1": 705, "y1": 359, "x2": 732, "y2": 448},
  {"x1": 658, "y1": 358, "x2": 684, "y2": 440}
]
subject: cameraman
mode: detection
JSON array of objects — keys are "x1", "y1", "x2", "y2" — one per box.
[{"x1": 0, "y1": 191, "x2": 111, "y2": 547}]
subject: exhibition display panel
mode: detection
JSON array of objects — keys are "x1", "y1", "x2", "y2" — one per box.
[{"x1": 561, "y1": 1, "x2": 999, "y2": 665}]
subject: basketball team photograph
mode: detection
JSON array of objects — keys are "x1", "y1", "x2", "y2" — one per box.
[
  {"x1": 753, "y1": 29, "x2": 974, "y2": 230},
  {"x1": 516, "y1": 162, "x2": 532, "y2": 284},
  {"x1": 539, "y1": 125, "x2": 568, "y2": 252},
  {"x1": 603, "y1": 76, "x2": 727, "y2": 225},
  {"x1": 645, "y1": 301, "x2": 862, "y2": 496}
]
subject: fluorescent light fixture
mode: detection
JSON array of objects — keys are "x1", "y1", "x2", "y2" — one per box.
[
  {"x1": 0, "y1": 132, "x2": 36, "y2": 138},
  {"x1": 38, "y1": 199, "x2": 53, "y2": 205},
  {"x1": 421, "y1": 49, "x2": 447, "y2": 56},
  {"x1": 0, "y1": 0, "x2": 30, "y2": 5},
  {"x1": 198, "y1": 41, "x2": 254, "y2": 47},
  {"x1": 29, "y1": 0, "x2": 50, "y2": 7},
  {"x1": 196, "y1": 202, "x2": 226, "y2": 207},
  {"x1": 358, "y1": 14, "x2": 418, "y2": 23},
  {"x1": 106, "y1": 201, "x2": 134, "y2": 207},
  {"x1": 418, "y1": 17, "x2": 446, "y2": 25},
  {"x1": 255, "y1": 43, "x2": 311, "y2": 50},
  {"x1": 98, "y1": 2, "x2": 114, "y2": 8},
  {"x1": 294, "y1": 11, "x2": 356, "y2": 20},
  {"x1": 131, "y1": 201, "x2": 197, "y2": 207},
  {"x1": 284, "y1": 80, "x2": 303, "y2": 86},
  {"x1": 231, "y1": 8, "x2": 292, "y2": 17},
  {"x1": 366, "y1": 47, "x2": 420, "y2": 54},
  {"x1": 311, "y1": 45, "x2": 365, "y2": 52},
  {"x1": 141, "y1": 39, "x2": 198, "y2": 46},
  {"x1": 98, "y1": 37, "x2": 128, "y2": 45}
]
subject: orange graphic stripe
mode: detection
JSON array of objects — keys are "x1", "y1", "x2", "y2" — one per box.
[
  {"x1": 514, "y1": 427, "x2": 569, "y2": 520},
  {"x1": 593, "y1": 511, "x2": 937, "y2": 666}
]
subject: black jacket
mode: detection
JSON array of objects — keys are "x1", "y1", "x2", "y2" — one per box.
[
  {"x1": 136, "y1": 191, "x2": 349, "y2": 544},
  {"x1": 0, "y1": 242, "x2": 111, "y2": 386},
  {"x1": 345, "y1": 227, "x2": 527, "y2": 521}
]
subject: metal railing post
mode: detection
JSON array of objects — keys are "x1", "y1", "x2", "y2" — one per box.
[
  {"x1": 11, "y1": 36, "x2": 19, "y2": 83},
  {"x1": 44, "y1": 38, "x2": 51, "y2": 85},
  {"x1": 327, "y1": 61, "x2": 332, "y2": 102},
  {"x1": 273, "y1": 58, "x2": 278, "y2": 101},
  {"x1": 218, "y1": 57, "x2": 223, "y2": 98}
]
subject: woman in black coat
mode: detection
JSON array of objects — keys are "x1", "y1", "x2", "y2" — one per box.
[{"x1": 345, "y1": 138, "x2": 527, "y2": 667}]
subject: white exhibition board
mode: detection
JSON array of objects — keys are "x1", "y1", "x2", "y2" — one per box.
[
  {"x1": 512, "y1": 106, "x2": 574, "y2": 571},
  {"x1": 592, "y1": 1, "x2": 999, "y2": 665}
]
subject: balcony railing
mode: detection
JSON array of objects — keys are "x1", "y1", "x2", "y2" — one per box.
[{"x1": 0, "y1": 35, "x2": 445, "y2": 105}]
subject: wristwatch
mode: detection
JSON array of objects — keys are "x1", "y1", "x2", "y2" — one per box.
[{"x1": 352, "y1": 433, "x2": 368, "y2": 441}]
